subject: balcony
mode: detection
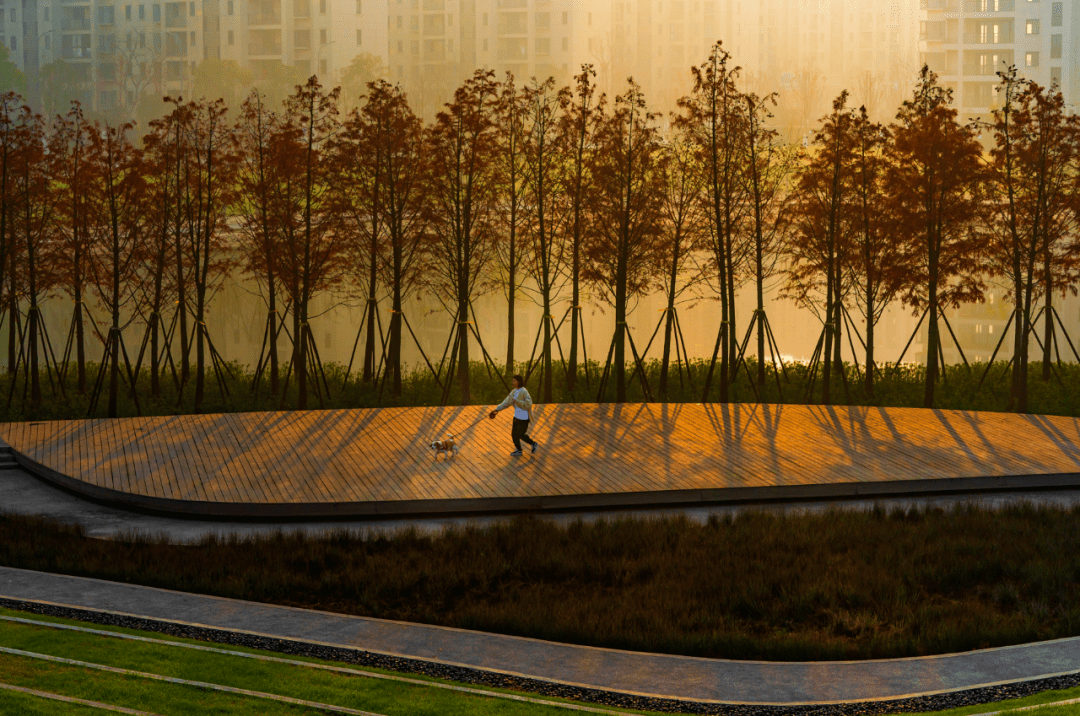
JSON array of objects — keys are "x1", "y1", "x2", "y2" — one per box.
[
  {"x1": 62, "y1": 46, "x2": 91, "y2": 59},
  {"x1": 964, "y1": 0, "x2": 1014, "y2": 11},
  {"x1": 963, "y1": 31, "x2": 1013, "y2": 44},
  {"x1": 963, "y1": 63, "x2": 999, "y2": 75},
  {"x1": 165, "y1": 14, "x2": 186, "y2": 28},
  {"x1": 248, "y1": 11, "x2": 281, "y2": 24},
  {"x1": 61, "y1": 18, "x2": 91, "y2": 31}
]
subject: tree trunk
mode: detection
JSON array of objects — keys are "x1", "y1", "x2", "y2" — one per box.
[
  {"x1": 74, "y1": 280, "x2": 85, "y2": 393},
  {"x1": 457, "y1": 291, "x2": 470, "y2": 406},
  {"x1": 195, "y1": 288, "x2": 206, "y2": 411},
  {"x1": 506, "y1": 234, "x2": 516, "y2": 378},
  {"x1": 1042, "y1": 247, "x2": 1053, "y2": 380},
  {"x1": 924, "y1": 251, "x2": 940, "y2": 409},
  {"x1": 268, "y1": 267, "x2": 279, "y2": 395},
  {"x1": 822, "y1": 251, "x2": 833, "y2": 406}
]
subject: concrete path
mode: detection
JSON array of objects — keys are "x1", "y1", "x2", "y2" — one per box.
[
  {"x1": 4, "y1": 463, "x2": 1080, "y2": 543},
  {"x1": 1, "y1": 566, "x2": 1079, "y2": 706}
]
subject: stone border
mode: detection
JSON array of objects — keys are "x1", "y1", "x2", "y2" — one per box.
[
  {"x1": 2, "y1": 596, "x2": 1079, "y2": 715},
  {"x1": 12, "y1": 446, "x2": 1080, "y2": 520}
]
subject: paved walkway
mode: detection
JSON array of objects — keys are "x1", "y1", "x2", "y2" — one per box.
[
  {"x1": 1, "y1": 566, "x2": 1079, "y2": 705},
  {"x1": 3, "y1": 405, "x2": 1080, "y2": 517}
]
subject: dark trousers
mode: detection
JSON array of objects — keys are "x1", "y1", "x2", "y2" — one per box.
[{"x1": 511, "y1": 418, "x2": 535, "y2": 451}]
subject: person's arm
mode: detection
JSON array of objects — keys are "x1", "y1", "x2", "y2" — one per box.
[{"x1": 493, "y1": 391, "x2": 514, "y2": 413}]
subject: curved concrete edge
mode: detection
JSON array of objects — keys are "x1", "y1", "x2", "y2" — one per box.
[
  {"x1": 12, "y1": 447, "x2": 1080, "y2": 519},
  {"x1": 2, "y1": 567, "x2": 1080, "y2": 714}
]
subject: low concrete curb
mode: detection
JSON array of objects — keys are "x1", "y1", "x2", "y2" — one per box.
[{"x1": 1, "y1": 566, "x2": 1079, "y2": 714}]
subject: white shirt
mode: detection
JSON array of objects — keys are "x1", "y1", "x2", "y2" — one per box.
[{"x1": 512, "y1": 389, "x2": 530, "y2": 420}]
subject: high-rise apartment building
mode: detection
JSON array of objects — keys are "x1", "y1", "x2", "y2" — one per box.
[
  {"x1": 219, "y1": 0, "x2": 381, "y2": 84},
  {"x1": 920, "y1": 0, "x2": 1080, "y2": 120}
]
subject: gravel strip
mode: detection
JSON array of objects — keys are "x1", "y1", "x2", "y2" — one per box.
[{"x1": 1, "y1": 596, "x2": 1077, "y2": 715}]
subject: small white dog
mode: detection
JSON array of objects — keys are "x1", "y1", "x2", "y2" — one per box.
[{"x1": 430, "y1": 435, "x2": 458, "y2": 459}]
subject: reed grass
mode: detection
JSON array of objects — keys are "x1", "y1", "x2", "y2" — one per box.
[{"x1": 3, "y1": 503, "x2": 1080, "y2": 662}]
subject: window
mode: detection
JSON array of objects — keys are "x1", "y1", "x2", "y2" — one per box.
[
  {"x1": 1026, "y1": 51, "x2": 1038, "y2": 66},
  {"x1": 1051, "y1": 34, "x2": 1062, "y2": 58},
  {"x1": 1051, "y1": 66, "x2": 1062, "y2": 86},
  {"x1": 535, "y1": 36, "x2": 549, "y2": 54},
  {"x1": 562, "y1": 11, "x2": 567, "y2": 23},
  {"x1": 153, "y1": 4, "x2": 160, "y2": 21},
  {"x1": 44, "y1": 35, "x2": 50, "y2": 49},
  {"x1": 9, "y1": 36, "x2": 14, "y2": 51},
  {"x1": 356, "y1": 28, "x2": 361, "y2": 44},
  {"x1": 396, "y1": 15, "x2": 402, "y2": 27},
  {"x1": 411, "y1": 39, "x2": 417, "y2": 53},
  {"x1": 189, "y1": 2, "x2": 195, "y2": 15},
  {"x1": 320, "y1": 28, "x2": 326, "y2": 43},
  {"x1": 189, "y1": 30, "x2": 194, "y2": 44},
  {"x1": 1026, "y1": 19, "x2": 1039, "y2": 34},
  {"x1": 482, "y1": 38, "x2": 487, "y2": 50},
  {"x1": 561, "y1": 36, "x2": 567, "y2": 50},
  {"x1": 154, "y1": 32, "x2": 161, "y2": 49},
  {"x1": 228, "y1": 29, "x2": 234, "y2": 44},
  {"x1": 227, "y1": 0, "x2": 233, "y2": 15},
  {"x1": 7, "y1": 10, "x2": 12, "y2": 22},
  {"x1": 43, "y1": 7, "x2": 48, "y2": 21},
  {"x1": 356, "y1": 0, "x2": 362, "y2": 12},
  {"x1": 320, "y1": 59, "x2": 327, "y2": 74},
  {"x1": 588, "y1": 12, "x2": 592, "y2": 25},
  {"x1": 125, "y1": 5, "x2": 132, "y2": 20},
  {"x1": 536, "y1": 12, "x2": 549, "y2": 28},
  {"x1": 1052, "y1": 1, "x2": 1062, "y2": 24},
  {"x1": 396, "y1": 40, "x2": 402, "y2": 51},
  {"x1": 139, "y1": 5, "x2": 144, "y2": 19},
  {"x1": 320, "y1": 0, "x2": 326, "y2": 14}
]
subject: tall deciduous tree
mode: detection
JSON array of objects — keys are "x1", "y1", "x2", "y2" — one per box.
[
  {"x1": 180, "y1": 98, "x2": 239, "y2": 411},
  {"x1": 845, "y1": 106, "x2": 901, "y2": 397},
  {"x1": 888, "y1": 66, "x2": 986, "y2": 408},
  {"x1": 86, "y1": 122, "x2": 145, "y2": 417},
  {"x1": 235, "y1": 90, "x2": 285, "y2": 395},
  {"x1": 655, "y1": 124, "x2": 705, "y2": 398},
  {"x1": 984, "y1": 72, "x2": 1080, "y2": 409},
  {"x1": 368, "y1": 82, "x2": 427, "y2": 397},
  {"x1": 278, "y1": 78, "x2": 345, "y2": 409},
  {"x1": 52, "y1": 102, "x2": 95, "y2": 393},
  {"x1": 12, "y1": 106, "x2": 60, "y2": 411},
  {"x1": 427, "y1": 69, "x2": 500, "y2": 404},
  {"x1": 560, "y1": 65, "x2": 602, "y2": 394},
  {"x1": 493, "y1": 72, "x2": 528, "y2": 376},
  {"x1": 521, "y1": 76, "x2": 567, "y2": 404},
  {"x1": 678, "y1": 42, "x2": 747, "y2": 403},
  {"x1": 785, "y1": 93, "x2": 855, "y2": 405},
  {"x1": 585, "y1": 79, "x2": 665, "y2": 403},
  {"x1": 742, "y1": 92, "x2": 794, "y2": 385}
]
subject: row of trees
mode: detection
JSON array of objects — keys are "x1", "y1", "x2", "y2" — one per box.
[{"x1": 0, "y1": 42, "x2": 1077, "y2": 418}]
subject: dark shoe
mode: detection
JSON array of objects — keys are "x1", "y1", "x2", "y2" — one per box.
[
  {"x1": 510, "y1": 450, "x2": 523, "y2": 456},
  {"x1": 531, "y1": 442, "x2": 539, "y2": 454}
]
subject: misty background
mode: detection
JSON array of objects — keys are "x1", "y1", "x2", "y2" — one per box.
[{"x1": 0, "y1": 0, "x2": 1076, "y2": 376}]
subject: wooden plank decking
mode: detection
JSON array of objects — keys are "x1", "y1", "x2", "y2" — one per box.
[{"x1": 3, "y1": 404, "x2": 1080, "y2": 517}]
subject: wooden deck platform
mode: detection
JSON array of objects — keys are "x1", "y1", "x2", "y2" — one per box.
[{"x1": 2, "y1": 404, "x2": 1080, "y2": 518}]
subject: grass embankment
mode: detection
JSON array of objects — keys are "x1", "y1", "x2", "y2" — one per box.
[
  {"x1": 0, "y1": 609, "x2": 1079, "y2": 716},
  {"x1": 2, "y1": 357, "x2": 1080, "y2": 422},
  {"x1": 3, "y1": 503, "x2": 1080, "y2": 662},
  {"x1": 0, "y1": 607, "x2": 651, "y2": 715}
]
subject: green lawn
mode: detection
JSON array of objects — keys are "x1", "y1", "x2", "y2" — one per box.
[
  {"x1": 0, "y1": 605, "x2": 1078, "y2": 716},
  {"x1": 0, "y1": 606, "x2": 654, "y2": 716}
]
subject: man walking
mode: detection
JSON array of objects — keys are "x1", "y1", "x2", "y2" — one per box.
[{"x1": 489, "y1": 374, "x2": 539, "y2": 456}]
